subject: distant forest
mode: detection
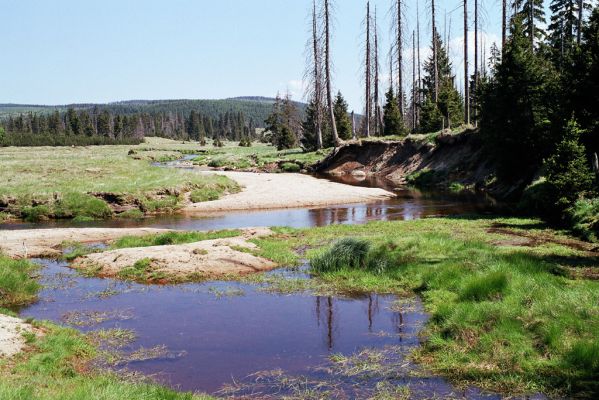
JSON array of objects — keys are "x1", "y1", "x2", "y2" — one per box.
[{"x1": 0, "y1": 97, "x2": 307, "y2": 146}]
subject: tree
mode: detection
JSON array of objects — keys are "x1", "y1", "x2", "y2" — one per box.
[
  {"x1": 97, "y1": 110, "x2": 112, "y2": 138},
  {"x1": 324, "y1": 0, "x2": 340, "y2": 145},
  {"x1": 383, "y1": 87, "x2": 405, "y2": 136},
  {"x1": 480, "y1": 15, "x2": 557, "y2": 180},
  {"x1": 333, "y1": 92, "x2": 352, "y2": 140},
  {"x1": 463, "y1": 0, "x2": 470, "y2": 125},
  {"x1": 512, "y1": 0, "x2": 547, "y2": 49},
  {"x1": 265, "y1": 94, "x2": 301, "y2": 150},
  {"x1": 307, "y1": 0, "x2": 324, "y2": 149},
  {"x1": 544, "y1": 119, "x2": 596, "y2": 214},
  {"x1": 66, "y1": 108, "x2": 81, "y2": 136},
  {"x1": 364, "y1": 1, "x2": 372, "y2": 137}
]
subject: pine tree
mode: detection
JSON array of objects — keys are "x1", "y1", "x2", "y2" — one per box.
[
  {"x1": 512, "y1": 0, "x2": 547, "y2": 48},
  {"x1": 383, "y1": 87, "x2": 405, "y2": 136},
  {"x1": 333, "y1": 92, "x2": 352, "y2": 140}
]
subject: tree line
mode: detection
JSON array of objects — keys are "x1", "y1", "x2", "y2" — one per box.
[{"x1": 0, "y1": 107, "x2": 258, "y2": 147}]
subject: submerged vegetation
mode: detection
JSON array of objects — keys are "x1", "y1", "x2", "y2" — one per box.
[{"x1": 254, "y1": 217, "x2": 599, "y2": 396}]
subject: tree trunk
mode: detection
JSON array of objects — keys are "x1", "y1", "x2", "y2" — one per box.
[
  {"x1": 324, "y1": 0, "x2": 340, "y2": 145},
  {"x1": 474, "y1": 0, "x2": 478, "y2": 126},
  {"x1": 417, "y1": 0, "x2": 422, "y2": 129},
  {"x1": 312, "y1": 0, "x2": 323, "y2": 149},
  {"x1": 412, "y1": 30, "x2": 416, "y2": 132},
  {"x1": 432, "y1": 0, "x2": 438, "y2": 102},
  {"x1": 502, "y1": 0, "x2": 507, "y2": 51},
  {"x1": 577, "y1": 0, "x2": 583, "y2": 45},
  {"x1": 365, "y1": 1, "x2": 371, "y2": 138},
  {"x1": 374, "y1": 8, "x2": 380, "y2": 136},
  {"x1": 464, "y1": 0, "x2": 470, "y2": 126},
  {"x1": 397, "y1": 0, "x2": 404, "y2": 116}
]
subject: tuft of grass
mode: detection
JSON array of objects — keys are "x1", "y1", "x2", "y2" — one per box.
[
  {"x1": 111, "y1": 229, "x2": 241, "y2": 249},
  {"x1": 116, "y1": 209, "x2": 144, "y2": 219},
  {"x1": 280, "y1": 162, "x2": 301, "y2": 173},
  {"x1": 0, "y1": 254, "x2": 40, "y2": 308},
  {"x1": 459, "y1": 271, "x2": 509, "y2": 301},
  {"x1": 311, "y1": 238, "x2": 370, "y2": 273},
  {"x1": 190, "y1": 188, "x2": 220, "y2": 203},
  {"x1": 117, "y1": 258, "x2": 166, "y2": 283},
  {"x1": 53, "y1": 193, "x2": 113, "y2": 219}
]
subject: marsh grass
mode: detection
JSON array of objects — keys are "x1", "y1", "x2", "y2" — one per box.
[
  {"x1": 111, "y1": 229, "x2": 241, "y2": 249},
  {"x1": 254, "y1": 217, "x2": 599, "y2": 395},
  {"x1": 0, "y1": 138, "x2": 238, "y2": 220},
  {"x1": 0, "y1": 321, "x2": 213, "y2": 399},
  {"x1": 0, "y1": 255, "x2": 40, "y2": 308}
]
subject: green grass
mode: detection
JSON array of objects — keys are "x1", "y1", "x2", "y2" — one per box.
[
  {"x1": 253, "y1": 217, "x2": 599, "y2": 396},
  {"x1": 0, "y1": 255, "x2": 40, "y2": 308},
  {"x1": 0, "y1": 137, "x2": 239, "y2": 220},
  {"x1": 110, "y1": 230, "x2": 241, "y2": 249},
  {"x1": 191, "y1": 142, "x2": 330, "y2": 171},
  {"x1": 189, "y1": 188, "x2": 220, "y2": 203},
  {"x1": 0, "y1": 322, "x2": 214, "y2": 400}
]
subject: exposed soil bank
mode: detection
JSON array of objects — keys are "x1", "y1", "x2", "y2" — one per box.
[
  {"x1": 0, "y1": 228, "x2": 171, "y2": 258},
  {"x1": 72, "y1": 228, "x2": 276, "y2": 281},
  {"x1": 183, "y1": 171, "x2": 396, "y2": 212},
  {"x1": 0, "y1": 314, "x2": 33, "y2": 357},
  {"x1": 315, "y1": 131, "x2": 522, "y2": 199}
]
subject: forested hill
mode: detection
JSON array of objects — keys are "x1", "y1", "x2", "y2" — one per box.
[{"x1": 0, "y1": 97, "x2": 307, "y2": 128}]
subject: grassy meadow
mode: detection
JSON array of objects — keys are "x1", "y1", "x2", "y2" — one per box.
[
  {"x1": 0, "y1": 138, "x2": 239, "y2": 221},
  {"x1": 251, "y1": 217, "x2": 599, "y2": 396}
]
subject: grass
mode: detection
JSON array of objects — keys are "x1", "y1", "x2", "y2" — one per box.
[
  {"x1": 110, "y1": 229, "x2": 241, "y2": 249},
  {"x1": 0, "y1": 321, "x2": 215, "y2": 400},
  {"x1": 253, "y1": 217, "x2": 599, "y2": 396},
  {"x1": 0, "y1": 137, "x2": 239, "y2": 220},
  {"x1": 0, "y1": 255, "x2": 40, "y2": 308},
  {"x1": 191, "y1": 142, "x2": 330, "y2": 171}
]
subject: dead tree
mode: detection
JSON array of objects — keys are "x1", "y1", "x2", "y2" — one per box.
[
  {"x1": 324, "y1": 0, "x2": 340, "y2": 145},
  {"x1": 365, "y1": 1, "x2": 372, "y2": 137},
  {"x1": 311, "y1": 0, "x2": 323, "y2": 149},
  {"x1": 396, "y1": 0, "x2": 404, "y2": 116},
  {"x1": 577, "y1": 0, "x2": 583, "y2": 45},
  {"x1": 432, "y1": 0, "x2": 439, "y2": 102},
  {"x1": 473, "y1": 0, "x2": 479, "y2": 126},
  {"x1": 374, "y1": 8, "x2": 383, "y2": 136},
  {"x1": 417, "y1": 0, "x2": 422, "y2": 128},
  {"x1": 464, "y1": 0, "x2": 470, "y2": 126},
  {"x1": 502, "y1": 0, "x2": 507, "y2": 50}
]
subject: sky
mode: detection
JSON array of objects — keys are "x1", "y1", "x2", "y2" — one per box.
[{"x1": 1, "y1": 0, "x2": 508, "y2": 111}]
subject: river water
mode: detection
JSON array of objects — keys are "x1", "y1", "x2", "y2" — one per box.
[{"x1": 10, "y1": 170, "x2": 540, "y2": 398}]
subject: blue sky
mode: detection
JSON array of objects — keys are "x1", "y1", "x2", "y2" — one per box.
[{"x1": 1, "y1": 0, "x2": 507, "y2": 110}]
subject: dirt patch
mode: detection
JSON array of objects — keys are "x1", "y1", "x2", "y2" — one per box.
[
  {"x1": 183, "y1": 171, "x2": 395, "y2": 213},
  {"x1": 72, "y1": 228, "x2": 277, "y2": 281},
  {"x1": 488, "y1": 225, "x2": 599, "y2": 254},
  {"x1": 0, "y1": 228, "x2": 172, "y2": 259},
  {"x1": 0, "y1": 314, "x2": 33, "y2": 358}
]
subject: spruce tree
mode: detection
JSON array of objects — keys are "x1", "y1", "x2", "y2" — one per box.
[
  {"x1": 333, "y1": 92, "x2": 352, "y2": 140},
  {"x1": 382, "y1": 87, "x2": 405, "y2": 136}
]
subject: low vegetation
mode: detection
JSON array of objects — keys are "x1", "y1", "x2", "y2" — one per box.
[
  {"x1": 253, "y1": 217, "x2": 599, "y2": 396},
  {"x1": 0, "y1": 255, "x2": 40, "y2": 308},
  {"x1": 0, "y1": 138, "x2": 239, "y2": 221}
]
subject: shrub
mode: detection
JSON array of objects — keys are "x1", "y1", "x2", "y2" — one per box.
[
  {"x1": 281, "y1": 162, "x2": 301, "y2": 173},
  {"x1": 569, "y1": 198, "x2": 599, "y2": 241},
  {"x1": 208, "y1": 158, "x2": 227, "y2": 168},
  {"x1": 190, "y1": 189, "x2": 220, "y2": 203},
  {"x1": 21, "y1": 205, "x2": 51, "y2": 222},
  {"x1": 54, "y1": 193, "x2": 112, "y2": 220},
  {"x1": 406, "y1": 168, "x2": 447, "y2": 187},
  {"x1": 459, "y1": 271, "x2": 509, "y2": 301},
  {"x1": 311, "y1": 238, "x2": 371, "y2": 273}
]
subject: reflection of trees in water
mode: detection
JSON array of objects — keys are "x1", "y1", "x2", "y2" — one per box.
[{"x1": 314, "y1": 295, "x2": 386, "y2": 350}]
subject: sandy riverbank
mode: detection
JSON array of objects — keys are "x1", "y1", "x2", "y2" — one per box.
[
  {"x1": 0, "y1": 228, "x2": 171, "y2": 259},
  {"x1": 0, "y1": 314, "x2": 33, "y2": 358},
  {"x1": 184, "y1": 171, "x2": 395, "y2": 213}
]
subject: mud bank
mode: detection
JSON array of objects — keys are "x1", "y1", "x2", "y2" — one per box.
[
  {"x1": 0, "y1": 228, "x2": 171, "y2": 258},
  {"x1": 315, "y1": 131, "x2": 522, "y2": 198},
  {"x1": 72, "y1": 228, "x2": 277, "y2": 281},
  {"x1": 184, "y1": 171, "x2": 396, "y2": 213}
]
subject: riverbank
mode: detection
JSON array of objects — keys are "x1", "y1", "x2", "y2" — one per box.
[{"x1": 184, "y1": 171, "x2": 395, "y2": 213}]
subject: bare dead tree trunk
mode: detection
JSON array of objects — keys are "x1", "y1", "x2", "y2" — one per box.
[
  {"x1": 412, "y1": 30, "x2": 416, "y2": 132},
  {"x1": 502, "y1": 0, "x2": 507, "y2": 51},
  {"x1": 474, "y1": 0, "x2": 478, "y2": 127},
  {"x1": 397, "y1": 0, "x2": 404, "y2": 116},
  {"x1": 464, "y1": 0, "x2": 470, "y2": 126},
  {"x1": 351, "y1": 111, "x2": 356, "y2": 139},
  {"x1": 365, "y1": 1, "x2": 371, "y2": 138},
  {"x1": 324, "y1": 0, "x2": 340, "y2": 145},
  {"x1": 374, "y1": 8, "x2": 381, "y2": 136},
  {"x1": 577, "y1": 0, "x2": 583, "y2": 45},
  {"x1": 312, "y1": 0, "x2": 323, "y2": 149},
  {"x1": 432, "y1": 0, "x2": 439, "y2": 102},
  {"x1": 530, "y1": 0, "x2": 535, "y2": 49},
  {"x1": 417, "y1": 0, "x2": 422, "y2": 129}
]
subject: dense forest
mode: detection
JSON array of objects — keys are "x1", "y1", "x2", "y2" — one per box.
[{"x1": 0, "y1": 103, "x2": 265, "y2": 147}]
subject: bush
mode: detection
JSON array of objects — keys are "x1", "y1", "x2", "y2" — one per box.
[
  {"x1": 406, "y1": 168, "x2": 447, "y2": 187},
  {"x1": 281, "y1": 162, "x2": 300, "y2": 173},
  {"x1": 21, "y1": 205, "x2": 51, "y2": 222},
  {"x1": 459, "y1": 271, "x2": 509, "y2": 301},
  {"x1": 190, "y1": 189, "x2": 220, "y2": 203},
  {"x1": 311, "y1": 238, "x2": 371, "y2": 273},
  {"x1": 54, "y1": 193, "x2": 112, "y2": 220},
  {"x1": 570, "y1": 198, "x2": 599, "y2": 241}
]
